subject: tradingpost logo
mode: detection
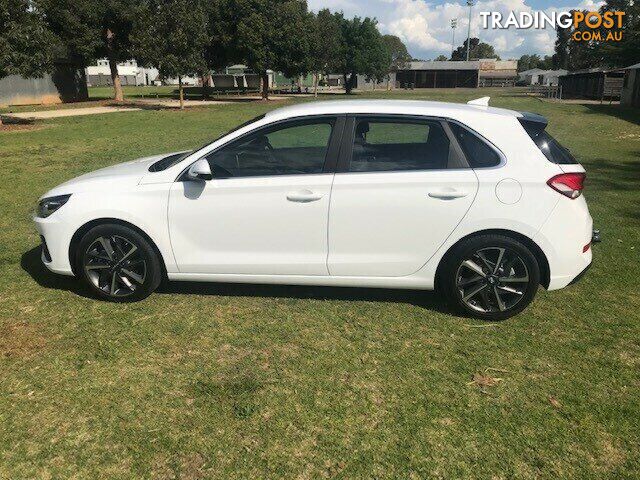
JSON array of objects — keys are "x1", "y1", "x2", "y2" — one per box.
[{"x1": 480, "y1": 10, "x2": 626, "y2": 41}]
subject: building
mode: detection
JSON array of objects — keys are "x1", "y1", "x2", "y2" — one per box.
[
  {"x1": 86, "y1": 59, "x2": 163, "y2": 86},
  {"x1": 325, "y1": 74, "x2": 344, "y2": 87},
  {"x1": 518, "y1": 68, "x2": 567, "y2": 86},
  {"x1": 539, "y1": 70, "x2": 568, "y2": 86},
  {"x1": 559, "y1": 68, "x2": 625, "y2": 100},
  {"x1": 224, "y1": 65, "x2": 274, "y2": 88},
  {"x1": 395, "y1": 59, "x2": 517, "y2": 88},
  {"x1": 356, "y1": 73, "x2": 397, "y2": 91},
  {"x1": 87, "y1": 59, "x2": 142, "y2": 86},
  {"x1": 0, "y1": 59, "x2": 88, "y2": 107},
  {"x1": 518, "y1": 68, "x2": 544, "y2": 84},
  {"x1": 621, "y1": 63, "x2": 640, "y2": 108}
]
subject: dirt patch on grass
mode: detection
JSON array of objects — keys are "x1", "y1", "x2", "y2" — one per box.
[
  {"x1": 0, "y1": 123, "x2": 47, "y2": 133},
  {"x1": 0, "y1": 321, "x2": 46, "y2": 358},
  {"x1": 151, "y1": 453, "x2": 208, "y2": 480}
]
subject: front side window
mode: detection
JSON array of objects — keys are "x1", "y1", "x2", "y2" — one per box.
[
  {"x1": 205, "y1": 118, "x2": 334, "y2": 178},
  {"x1": 448, "y1": 122, "x2": 502, "y2": 168},
  {"x1": 347, "y1": 118, "x2": 461, "y2": 172}
]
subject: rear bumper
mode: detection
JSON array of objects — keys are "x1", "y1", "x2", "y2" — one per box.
[
  {"x1": 568, "y1": 261, "x2": 591, "y2": 286},
  {"x1": 533, "y1": 196, "x2": 593, "y2": 291}
]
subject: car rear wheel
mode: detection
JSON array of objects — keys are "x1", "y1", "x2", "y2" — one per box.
[
  {"x1": 75, "y1": 224, "x2": 162, "y2": 302},
  {"x1": 440, "y1": 234, "x2": 541, "y2": 321}
]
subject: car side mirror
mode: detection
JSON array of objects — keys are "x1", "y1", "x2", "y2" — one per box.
[{"x1": 187, "y1": 159, "x2": 212, "y2": 181}]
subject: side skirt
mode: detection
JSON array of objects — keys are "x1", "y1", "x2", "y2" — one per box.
[{"x1": 167, "y1": 272, "x2": 434, "y2": 290}]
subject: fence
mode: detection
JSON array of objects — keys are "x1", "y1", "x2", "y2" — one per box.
[{"x1": 528, "y1": 84, "x2": 562, "y2": 99}]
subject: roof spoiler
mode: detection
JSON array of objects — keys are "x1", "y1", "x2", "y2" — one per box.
[
  {"x1": 518, "y1": 111, "x2": 548, "y2": 133},
  {"x1": 467, "y1": 97, "x2": 490, "y2": 106}
]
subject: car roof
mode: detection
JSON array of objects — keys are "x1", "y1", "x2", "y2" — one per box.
[{"x1": 265, "y1": 99, "x2": 523, "y2": 121}]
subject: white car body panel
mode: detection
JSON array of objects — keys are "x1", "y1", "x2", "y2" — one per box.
[
  {"x1": 327, "y1": 169, "x2": 478, "y2": 276},
  {"x1": 168, "y1": 174, "x2": 333, "y2": 275},
  {"x1": 33, "y1": 99, "x2": 593, "y2": 297}
]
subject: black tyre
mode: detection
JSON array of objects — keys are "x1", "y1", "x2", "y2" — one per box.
[
  {"x1": 75, "y1": 224, "x2": 162, "y2": 302},
  {"x1": 439, "y1": 234, "x2": 540, "y2": 321}
]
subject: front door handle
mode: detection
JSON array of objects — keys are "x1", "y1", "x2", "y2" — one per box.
[
  {"x1": 286, "y1": 189, "x2": 324, "y2": 203},
  {"x1": 428, "y1": 189, "x2": 468, "y2": 200}
]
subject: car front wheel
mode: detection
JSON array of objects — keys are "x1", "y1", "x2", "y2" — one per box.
[
  {"x1": 440, "y1": 234, "x2": 541, "y2": 321},
  {"x1": 75, "y1": 224, "x2": 162, "y2": 302}
]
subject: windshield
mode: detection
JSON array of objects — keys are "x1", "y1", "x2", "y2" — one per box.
[
  {"x1": 148, "y1": 114, "x2": 267, "y2": 172},
  {"x1": 148, "y1": 151, "x2": 192, "y2": 172}
]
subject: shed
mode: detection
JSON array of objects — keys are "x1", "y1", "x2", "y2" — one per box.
[
  {"x1": 0, "y1": 59, "x2": 88, "y2": 107},
  {"x1": 518, "y1": 68, "x2": 544, "y2": 84},
  {"x1": 621, "y1": 63, "x2": 640, "y2": 108},
  {"x1": 559, "y1": 68, "x2": 625, "y2": 100},
  {"x1": 396, "y1": 59, "x2": 516, "y2": 89}
]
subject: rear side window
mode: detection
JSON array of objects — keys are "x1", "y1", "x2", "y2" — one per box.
[
  {"x1": 519, "y1": 120, "x2": 578, "y2": 165},
  {"x1": 448, "y1": 122, "x2": 501, "y2": 168},
  {"x1": 347, "y1": 118, "x2": 464, "y2": 172}
]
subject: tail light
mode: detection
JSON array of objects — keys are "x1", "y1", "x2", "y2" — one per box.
[{"x1": 547, "y1": 173, "x2": 585, "y2": 199}]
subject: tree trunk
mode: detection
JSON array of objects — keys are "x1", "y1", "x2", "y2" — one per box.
[
  {"x1": 202, "y1": 73, "x2": 211, "y2": 99},
  {"x1": 344, "y1": 73, "x2": 357, "y2": 94},
  {"x1": 106, "y1": 29, "x2": 123, "y2": 102},
  {"x1": 313, "y1": 72, "x2": 318, "y2": 97},
  {"x1": 261, "y1": 71, "x2": 269, "y2": 100},
  {"x1": 178, "y1": 76, "x2": 185, "y2": 109}
]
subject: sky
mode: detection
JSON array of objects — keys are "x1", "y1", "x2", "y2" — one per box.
[{"x1": 308, "y1": 0, "x2": 604, "y2": 60}]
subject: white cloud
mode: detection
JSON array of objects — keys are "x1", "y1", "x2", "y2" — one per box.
[{"x1": 308, "y1": 0, "x2": 604, "y2": 60}]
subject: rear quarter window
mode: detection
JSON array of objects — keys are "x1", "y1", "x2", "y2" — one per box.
[
  {"x1": 448, "y1": 122, "x2": 502, "y2": 168},
  {"x1": 519, "y1": 118, "x2": 578, "y2": 165}
]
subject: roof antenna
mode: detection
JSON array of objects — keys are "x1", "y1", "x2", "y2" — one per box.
[{"x1": 467, "y1": 97, "x2": 490, "y2": 106}]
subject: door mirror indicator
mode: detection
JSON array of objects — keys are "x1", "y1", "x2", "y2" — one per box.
[{"x1": 187, "y1": 159, "x2": 213, "y2": 181}]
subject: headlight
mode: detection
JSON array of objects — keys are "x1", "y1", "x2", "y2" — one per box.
[{"x1": 37, "y1": 194, "x2": 71, "y2": 218}]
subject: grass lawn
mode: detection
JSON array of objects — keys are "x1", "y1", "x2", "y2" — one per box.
[{"x1": 0, "y1": 88, "x2": 638, "y2": 479}]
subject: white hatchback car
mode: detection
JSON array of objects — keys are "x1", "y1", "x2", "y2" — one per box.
[{"x1": 34, "y1": 99, "x2": 594, "y2": 320}]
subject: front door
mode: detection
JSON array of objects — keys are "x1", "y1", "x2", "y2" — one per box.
[
  {"x1": 328, "y1": 115, "x2": 479, "y2": 277},
  {"x1": 169, "y1": 116, "x2": 342, "y2": 275}
]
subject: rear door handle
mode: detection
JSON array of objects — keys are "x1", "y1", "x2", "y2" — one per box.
[
  {"x1": 286, "y1": 189, "x2": 324, "y2": 203},
  {"x1": 428, "y1": 189, "x2": 468, "y2": 200}
]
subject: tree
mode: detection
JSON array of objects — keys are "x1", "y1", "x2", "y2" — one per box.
[
  {"x1": 308, "y1": 8, "x2": 342, "y2": 96},
  {"x1": 517, "y1": 54, "x2": 555, "y2": 72},
  {"x1": 134, "y1": 0, "x2": 208, "y2": 108},
  {"x1": 40, "y1": 0, "x2": 148, "y2": 101},
  {"x1": 597, "y1": 0, "x2": 640, "y2": 68},
  {"x1": 226, "y1": 0, "x2": 312, "y2": 99},
  {"x1": 451, "y1": 38, "x2": 500, "y2": 61},
  {"x1": 0, "y1": 0, "x2": 55, "y2": 80},
  {"x1": 551, "y1": 2, "x2": 639, "y2": 71},
  {"x1": 554, "y1": 20, "x2": 571, "y2": 69},
  {"x1": 382, "y1": 34, "x2": 411, "y2": 69},
  {"x1": 517, "y1": 54, "x2": 540, "y2": 72},
  {"x1": 202, "y1": 0, "x2": 235, "y2": 97},
  {"x1": 336, "y1": 16, "x2": 390, "y2": 94},
  {"x1": 434, "y1": 54, "x2": 449, "y2": 61}
]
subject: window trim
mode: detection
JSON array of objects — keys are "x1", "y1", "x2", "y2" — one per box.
[
  {"x1": 336, "y1": 114, "x2": 470, "y2": 174},
  {"x1": 177, "y1": 114, "x2": 346, "y2": 181},
  {"x1": 446, "y1": 119, "x2": 507, "y2": 170}
]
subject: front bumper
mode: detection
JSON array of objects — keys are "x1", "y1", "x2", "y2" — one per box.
[{"x1": 33, "y1": 214, "x2": 74, "y2": 276}]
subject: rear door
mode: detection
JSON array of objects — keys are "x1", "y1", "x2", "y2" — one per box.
[{"x1": 327, "y1": 115, "x2": 478, "y2": 277}]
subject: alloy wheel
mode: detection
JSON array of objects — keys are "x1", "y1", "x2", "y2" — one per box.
[
  {"x1": 83, "y1": 235, "x2": 147, "y2": 297},
  {"x1": 455, "y1": 246, "x2": 530, "y2": 313}
]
